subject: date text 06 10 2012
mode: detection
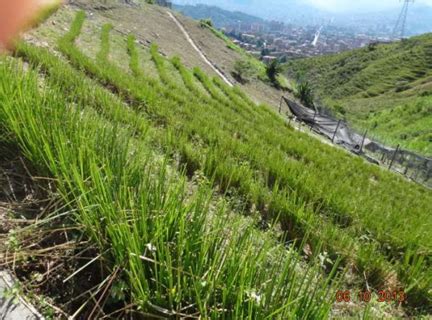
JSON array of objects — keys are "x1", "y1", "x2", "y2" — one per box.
[{"x1": 336, "y1": 290, "x2": 406, "y2": 303}]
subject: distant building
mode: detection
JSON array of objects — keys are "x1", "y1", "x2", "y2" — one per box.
[{"x1": 251, "y1": 23, "x2": 264, "y2": 33}]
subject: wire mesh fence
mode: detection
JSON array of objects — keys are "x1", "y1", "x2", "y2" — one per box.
[{"x1": 282, "y1": 97, "x2": 432, "y2": 189}]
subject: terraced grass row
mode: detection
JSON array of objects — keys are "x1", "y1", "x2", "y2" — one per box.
[
  {"x1": 51, "y1": 11, "x2": 427, "y2": 310},
  {"x1": 11, "y1": 10, "x2": 426, "y2": 316},
  {"x1": 135, "y1": 23, "x2": 432, "y2": 263},
  {"x1": 153, "y1": 53, "x2": 428, "y2": 308},
  {"x1": 1, "y1": 53, "x2": 341, "y2": 318},
  {"x1": 14, "y1": 41, "x2": 394, "y2": 295},
  {"x1": 128, "y1": 30, "x2": 432, "y2": 311}
]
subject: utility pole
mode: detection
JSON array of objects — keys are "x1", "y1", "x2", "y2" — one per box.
[{"x1": 392, "y1": 0, "x2": 414, "y2": 39}]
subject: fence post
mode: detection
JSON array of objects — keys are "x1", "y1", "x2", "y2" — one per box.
[
  {"x1": 332, "y1": 120, "x2": 342, "y2": 143},
  {"x1": 279, "y1": 96, "x2": 283, "y2": 114},
  {"x1": 360, "y1": 129, "x2": 368, "y2": 153},
  {"x1": 310, "y1": 110, "x2": 317, "y2": 131},
  {"x1": 388, "y1": 144, "x2": 400, "y2": 171},
  {"x1": 404, "y1": 161, "x2": 410, "y2": 175}
]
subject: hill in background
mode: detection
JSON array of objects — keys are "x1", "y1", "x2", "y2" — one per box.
[
  {"x1": 173, "y1": 4, "x2": 264, "y2": 29},
  {"x1": 173, "y1": 0, "x2": 432, "y2": 37},
  {"x1": 285, "y1": 35, "x2": 432, "y2": 156},
  {"x1": 172, "y1": 0, "x2": 322, "y2": 25}
]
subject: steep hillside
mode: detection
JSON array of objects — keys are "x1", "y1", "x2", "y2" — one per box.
[
  {"x1": 285, "y1": 35, "x2": 432, "y2": 155},
  {"x1": 0, "y1": 1, "x2": 431, "y2": 319},
  {"x1": 29, "y1": 0, "x2": 285, "y2": 107}
]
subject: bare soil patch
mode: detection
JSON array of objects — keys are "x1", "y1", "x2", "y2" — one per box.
[{"x1": 0, "y1": 143, "x2": 113, "y2": 318}]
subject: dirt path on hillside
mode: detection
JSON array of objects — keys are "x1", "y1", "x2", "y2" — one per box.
[{"x1": 166, "y1": 11, "x2": 233, "y2": 87}]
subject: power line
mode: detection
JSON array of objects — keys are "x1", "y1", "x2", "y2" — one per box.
[{"x1": 392, "y1": 0, "x2": 414, "y2": 39}]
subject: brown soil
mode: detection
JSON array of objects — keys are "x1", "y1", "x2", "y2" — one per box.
[{"x1": 0, "y1": 143, "x2": 115, "y2": 319}]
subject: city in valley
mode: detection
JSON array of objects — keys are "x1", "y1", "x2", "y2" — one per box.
[{"x1": 223, "y1": 21, "x2": 391, "y2": 60}]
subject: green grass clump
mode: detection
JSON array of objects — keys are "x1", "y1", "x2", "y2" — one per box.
[
  {"x1": 96, "y1": 23, "x2": 113, "y2": 63},
  {"x1": 0, "y1": 56, "x2": 338, "y2": 318},
  {"x1": 126, "y1": 34, "x2": 141, "y2": 77}
]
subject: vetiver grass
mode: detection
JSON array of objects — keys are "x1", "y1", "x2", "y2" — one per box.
[
  {"x1": 10, "y1": 10, "x2": 430, "y2": 315},
  {"x1": 0, "y1": 56, "x2": 341, "y2": 318},
  {"x1": 51, "y1": 11, "x2": 432, "y2": 312},
  {"x1": 127, "y1": 34, "x2": 141, "y2": 77},
  {"x1": 96, "y1": 23, "x2": 113, "y2": 63}
]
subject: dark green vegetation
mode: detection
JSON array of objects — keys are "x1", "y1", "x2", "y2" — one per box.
[
  {"x1": 285, "y1": 35, "x2": 432, "y2": 155},
  {"x1": 266, "y1": 59, "x2": 283, "y2": 87},
  {"x1": 294, "y1": 81, "x2": 314, "y2": 108},
  {"x1": 1, "y1": 5, "x2": 431, "y2": 318}
]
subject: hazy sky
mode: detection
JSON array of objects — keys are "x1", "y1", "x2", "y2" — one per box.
[
  {"x1": 307, "y1": 0, "x2": 432, "y2": 12},
  {"x1": 176, "y1": 0, "x2": 432, "y2": 14}
]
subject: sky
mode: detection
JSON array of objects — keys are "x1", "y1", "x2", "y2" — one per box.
[
  {"x1": 306, "y1": 0, "x2": 432, "y2": 12},
  {"x1": 176, "y1": 0, "x2": 432, "y2": 14}
]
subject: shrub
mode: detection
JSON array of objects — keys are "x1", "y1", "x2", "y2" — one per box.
[
  {"x1": 199, "y1": 18, "x2": 213, "y2": 28},
  {"x1": 294, "y1": 81, "x2": 314, "y2": 108},
  {"x1": 266, "y1": 59, "x2": 282, "y2": 87},
  {"x1": 232, "y1": 59, "x2": 258, "y2": 83}
]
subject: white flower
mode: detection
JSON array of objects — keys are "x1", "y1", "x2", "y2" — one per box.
[
  {"x1": 145, "y1": 243, "x2": 156, "y2": 253},
  {"x1": 246, "y1": 290, "x2": 262, "y2": 305}
]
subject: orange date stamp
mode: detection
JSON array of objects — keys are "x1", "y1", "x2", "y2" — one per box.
[{"x1": 336, "y1": 290, "x2": 407, "y2": 303}]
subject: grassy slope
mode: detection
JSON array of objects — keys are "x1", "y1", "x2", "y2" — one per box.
[
  {"x1": 285, "y1": 34, "x2": 432, "y2": 155},
  {"x1": 1, "y1": 2, "x2": 431, "y2": 318}
]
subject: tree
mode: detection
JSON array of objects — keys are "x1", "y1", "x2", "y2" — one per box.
[
  {"x1": 199, "y1": 19, "x2": 213, "y2": 28},
  {"x1": 266, "y1": 59, "x2": 282, "y2": 86}
]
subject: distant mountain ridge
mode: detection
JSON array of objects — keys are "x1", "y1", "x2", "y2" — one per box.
[
  {"x1": 173, "y1": 0, "x2": 432, "y2": 36},
  {"x1": 173, "y1": 0, "x2": 323, "y2": 25},
  {"x1": 174, "y1": 4, "x2": 264, "y2": 28}
]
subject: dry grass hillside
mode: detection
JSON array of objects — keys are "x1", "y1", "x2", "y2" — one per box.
[{"x1": 28, "y1": 0, "x2": 286, "y2": 108}]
